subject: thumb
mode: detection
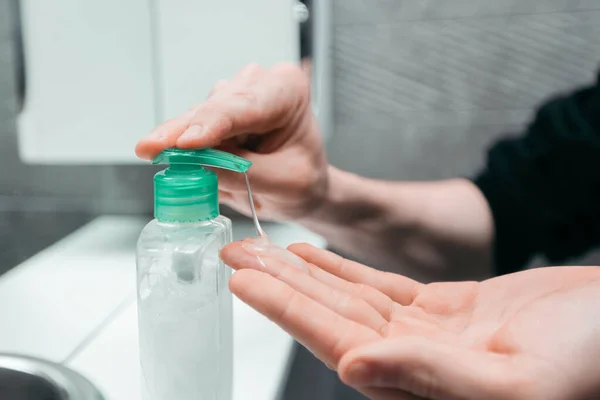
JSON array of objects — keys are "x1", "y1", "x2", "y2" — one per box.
[
  {"x1": 360, "y1": 387, "x2": 426, "y2": 400},
  {"x1": 338, "y1": 337, "x2": 521, "y2": 400}
]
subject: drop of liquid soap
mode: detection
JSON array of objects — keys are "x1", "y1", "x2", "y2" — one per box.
[
  {"x1": 243, "y1": 173, "x2": 308, "y2": 273},
  {"x1": 242, "y1": 238, "x2": 308, "y2": 272},
  {"x1": 244, "y1": 172, "x2": 268, "y2": 241}
]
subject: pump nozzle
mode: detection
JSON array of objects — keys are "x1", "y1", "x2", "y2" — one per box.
[
  {"x1": 151, "y1": 148, "x2": 252, "y2": 222},
  {"x1": 152, "y1": 148, "x2": 251, "y2": 173}
]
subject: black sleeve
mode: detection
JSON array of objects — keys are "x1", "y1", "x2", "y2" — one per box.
[{"x1": 473, "y1": 70, "x2": 600, "y2": 276}]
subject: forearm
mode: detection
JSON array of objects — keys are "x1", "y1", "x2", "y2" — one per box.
[
  {"x1": 474, "y1": 71, "x2": 600, "y2": 275},
  {"x1": 299, "y1": 166, "x2": 494, "y2": 281}
]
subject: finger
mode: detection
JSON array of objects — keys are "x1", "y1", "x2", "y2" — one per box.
[
  {"x1": 135, "y1": 110, "x2": 196, "y2": 159},
  {"x1": 229, "y1": 269, "x2": 380, "y2": 367},
  {"x1": 360, "y1": 388, "x2": 425, "y2": 400},
  {"x1": 302, "y1": 258, "x2": 396, "y2": 321},
  {"x1": 233, "y1": 62, "x2": 265, "y2": 81},
  {"x1": 222, "y1": 241, "x2": 388, "y2": 334},
  {"x1": 176, "y1": 65, "x2": 309, "y2": 148},
  {"x1": 218, "y1": 189, "x2": 246, "y2": 211},
  {"x1": 339, "y1": 337, "x2": 524, "y2": 400},
  {"x1": 209, "y1": 149, "x2": 275, "y2": 192},
  {"x1": 136, "y1": 63, "x2": 308, "y2": 159},
  {"x1": 207, "y1": 79, "x2": 229, "y2": 99},
  {"x1": 217, "y1": 191, "x2": 255, "y2": 218},
  {"x1": 289, "y1": 244, "x2": 422, "y2": 306},
  {"x1": 174, "y1": 98, "x2": 274, "y2": 149},
  {"x1": 212, "y1": 147, "x2": 313, "y2": 194},
  {"x1": 218, "y1": 189, "x2": 234, "y2": 203}
]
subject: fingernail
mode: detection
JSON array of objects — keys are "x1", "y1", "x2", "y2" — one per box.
[
  {"x1": 240, "y1": 237, "x2": 274, "y2": 256},
  {"x1": 241, "y1": 241, "x2": 278, "y2": 274},
  {"x1": 179, "y1": 125, "x2": 203, "y2": 142}
]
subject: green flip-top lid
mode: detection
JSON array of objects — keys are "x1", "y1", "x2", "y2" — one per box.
[{"x1": 151, "y1": 148, "x2": 252, "y2": 222}]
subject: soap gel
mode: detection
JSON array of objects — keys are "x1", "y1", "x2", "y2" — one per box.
[{"x1": 136, "y1": 148, "x2": 251, "y2": 400}]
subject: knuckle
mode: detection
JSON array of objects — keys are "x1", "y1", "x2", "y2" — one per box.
[
  {"x1": 205, "y1": 87, "x2": 262, "y2": 127},
  {"x1": 270, "y1": 62, "x2": 310, "y2": 101},
  {"x1": 276, "y1": 290, "x2": 298, "y2": 323},
  {"x1": 196, "y1": 101, "x2": 234, "y2": 128},
  {"x1": 321, "y1": 253, "x2": 348, "y2": 278},
  {"x1": 208, "y1": 79, "x2": 229, "y2": 97},
  {"x1": 270, "y1": 62, "x2": 303, "y2": 78},
  {"x1": 290, "y1": 160, "x2": 318, "y2": 191},
  {"x1": 232, "y1": 89, "x2": 259, "y2": 106},
  {"x1": 239, "y1": 62, "x2": 265, "y2": 77}
]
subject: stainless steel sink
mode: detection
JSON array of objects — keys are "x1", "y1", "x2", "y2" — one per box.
[{"x1": 0, "y1": 354, "x2": 104, "y2": 400}]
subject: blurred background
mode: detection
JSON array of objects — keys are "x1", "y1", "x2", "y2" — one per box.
[
  {"x1": 0, "y1": 1, "x2": 599, "y2": 399},
  {"x1": 2, "y1": 0, "x2": 600, "y2": 271},
  {"x1": 2, "y1": 0, "x2": 600, "y2": 248},
  {"x1": 2, "y1": 2, "x2": 600, "y2": 209}
]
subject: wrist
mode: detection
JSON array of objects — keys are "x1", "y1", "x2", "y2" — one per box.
[
  {"x1": 298, "y1": 166, "x2": 370, "y2": 228},
  {"x1": 297, "y1": 165, "x2": 419, "y2": 238}
]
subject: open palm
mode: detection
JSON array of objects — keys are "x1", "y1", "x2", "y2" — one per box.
[{"x1": 221, "y1": 241, "x2": 600, "y2": 400}]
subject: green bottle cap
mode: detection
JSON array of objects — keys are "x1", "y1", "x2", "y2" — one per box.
[{"x1": 151, "y1": 148, "x2": 252, "y2": 223}]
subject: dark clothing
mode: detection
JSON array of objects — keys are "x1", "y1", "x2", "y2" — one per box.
[{"x1": 474, "y1": 71, "x2": 600, "y2": 276}]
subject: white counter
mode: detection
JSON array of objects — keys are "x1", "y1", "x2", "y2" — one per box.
[{"x1": 0, "y1": 216, "x2": 325, "y2": 400}]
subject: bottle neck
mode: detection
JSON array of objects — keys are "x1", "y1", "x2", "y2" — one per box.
[
  {"x1": 153, "y1": 167, "x2": 220, "y2": 223},
  {"x1": 154, "y1": 201, "x2": 220, "y2": 223},
  {"x1": 167, "y1": 164, "x2": 197, "y2": 172}
]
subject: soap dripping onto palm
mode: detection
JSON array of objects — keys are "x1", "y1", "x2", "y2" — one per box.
[{"x1": 241, "y1": 173, "x2": 309, "y2": 273}]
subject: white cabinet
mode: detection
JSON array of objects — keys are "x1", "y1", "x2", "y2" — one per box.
[
  {"x1": 17, "y1": 0, "x2": 303, "y2": 164},
  {"x1": 154, "y1": 0, "x2": 299, "y2": 122},
  {"x1": 17, "y1": 0, "x2": 156, "y2": 164}
]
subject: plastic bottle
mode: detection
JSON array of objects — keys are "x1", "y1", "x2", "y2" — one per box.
[{"x1": 136, "y1": 148, "x2": 252, "y2": 400}]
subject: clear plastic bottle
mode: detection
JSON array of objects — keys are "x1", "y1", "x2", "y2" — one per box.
[{"x1": 136, "y1": 149, "x2": 251, "y2": 400}]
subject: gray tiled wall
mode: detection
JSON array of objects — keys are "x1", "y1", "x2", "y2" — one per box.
[
  {"x1": 328, "y1": 1, "x2": 600, "y2": 180},
  {"x1": 325, "y1": 1, "x2": 600, "y2": 271},
  {"x1": 334, "y1": 0, "x2": 600, "y2": 25}
]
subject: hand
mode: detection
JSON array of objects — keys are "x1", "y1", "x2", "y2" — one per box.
[
  {"x1": 135, "y1": 63, "x2": 328, "y2": 221},
  {"x1": 135, "y1": 63, "x2": 493, "y2": 280},
  {"x1": 221, "y1": 240, "x2": 600, "y2": 400}
]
